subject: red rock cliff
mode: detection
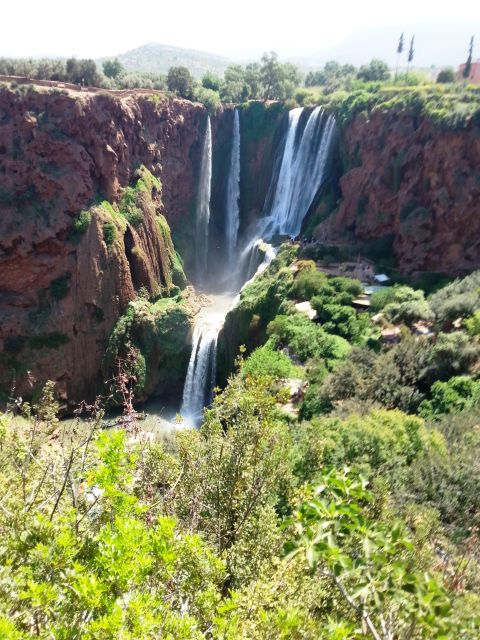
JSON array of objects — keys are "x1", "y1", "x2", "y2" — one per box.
[
  {"x1": 0, "y1": 86, "x2": 206, "y2": 403},
  {"x1": 317, "y1": 111, "x2": 480, "y2": 275}
]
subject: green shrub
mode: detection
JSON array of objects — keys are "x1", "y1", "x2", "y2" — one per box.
[
  {"x1": 419, "y1": 376, "x2": 480, "y2": 419},
  {"x1": 429, "y1": 270, "x2": 480, "y2": 325},
  {"x1": 465, "y1": 310, "x2": 480, "y2": 336},
  {"x1": 49, "y1": 273, "x2": 71, "y2": 300},
  {"x1": 289, "y1": 269, "x2": 327, "y2": 300},
  {"x1": 267, "y1": 313, "x2": 350, "y2": 364},
  {"x1": 241, "y1": 339, "x2": 297, "y2": 381},
  {"x1": 383, "y1": 286, "x2": 434, "y2": 324},
  {"x1": 28, "y1": 332, "x2": 69, "y2": 349},
  {"x1": 69, "y1": 209, "x2": 91, "y2": 241},
  {"x1": 103, "y1": 222, "x2": 116, "y2": 246},
  {"x1": 370, "y1": 287, "x2": 396, "y2": 311}
]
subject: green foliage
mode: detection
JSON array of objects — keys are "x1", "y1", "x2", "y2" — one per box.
[
  {"x1": 167, "y1": 65, "x2": 195, "y2": 99},
  {"x1": 370, "y1": 286, "x2": 396, "y2": 311},
  {"x1": 289, "y1": 268, "x2": 328, "y2": 300},
  {"x1": 195, "y1": 86, "x2": 221, "y2": 114},
  {"x1": 315, "y1": 303, "x2": 368, "y2": 342},
  {"x1": 241, "y1": 339, "x2": 298, "y2": 381},
  {"x1": 267, "y1": 313, "x2": 351, "y2": 364},
  {"x1": 28, "y1": 332, "x2": 69, "y2": 349},
  {"x1": 357, "y1": 58, "x2": 390, "y2": 82},
  {"x1": 465, "y1": 310, "x2": 480, "y2": 336},
  {"x1": 201, "y1": 71, "x2": 221, "y2": 91},
  {"x1": 294, "y1": 409, "x2": 441, "y2": 483},
  {"x1": 287, "y1": 468, "x2": 453, "y2": 639},
  {"x1": 419, "y1": 376, "x2": 480, "y2": 419},
  {"x1": 102, "y1": 58, "x2": 124, "y2": 79},
  {"x1": 103, "y1": 221, "x2": 116, "y2": 246},
  {"x1": 429, "y1": 270, "x2": 480, "y2": 325},
  {"x1": 49, "y1": 272, "x2": 71, "y2": 300},
  {"x1": 69, "y1": 209, "x2": 91, "y2": 241},
  {"x1": 382, "y1": 285, "x2": 434, "y2": 324},
  {"x1": 437, "y1": 68, "x2": 455, "y2": 83}
]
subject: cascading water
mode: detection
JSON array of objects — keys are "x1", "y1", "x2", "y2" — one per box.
[
  {"x1": 261, "y1": 106, "x2": 336, "y2": 239},
  {"x1": 181, "y1": 105, "x2": 335, "y2": 427},
  {"x1": 225, "y1": 108, "x2": 241, "y2": 269},
  {"x1": 180, "y1": 295, "x2": 233, "y2": 427},
  {"x1": 195, "y1": 116, "x2": 212, "y2": 287}
]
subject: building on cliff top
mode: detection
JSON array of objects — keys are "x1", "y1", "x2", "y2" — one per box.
[{"x1": 456, "y1": 60, "x2": 480, "y2": 84}]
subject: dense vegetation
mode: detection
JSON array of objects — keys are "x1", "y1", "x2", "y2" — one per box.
[
  {"x1": 2, "y1": 51, "x2": 479, "y2": 127},
  {"x1": 1, "y1": 244, "x2": 479, "y2": 638}
]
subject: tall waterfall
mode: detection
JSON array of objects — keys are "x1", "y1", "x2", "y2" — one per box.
[
  {"x1": 262, "y1": 106, "x2": 336, "y2": 239},
  {"x1": 180, "y1": 294, "x2": 234, "y2": 427},
  {"x1": 181, "y1": 105, "x2": 336, "y2": 428},
  {"x1": 225, "y1": 108, "x2": 241, "y2": 268},
  {"x1": 195, "y1": 116, "x2": 212, "y2": 286}
]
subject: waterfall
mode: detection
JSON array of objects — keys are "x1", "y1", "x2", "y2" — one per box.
[
  {"x1": 180, "y1": 105, "x2": 335, "y2": 428},
  {"x1": 225, "y1": 108, "x2": 241, "y2": 269},
  {"x1": 195, "y1": 116, "x2": 212, "y2": 287},
  {"x1": 180, "y1": 294, "x2": 233, "y2": 427},
  {"x1": 262, "y1": 106, "x2": 336, "y2": 239}
]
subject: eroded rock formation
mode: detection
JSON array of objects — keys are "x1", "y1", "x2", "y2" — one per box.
[{"x1": 316, "y1": 111, "x2": 480, "y2": 275}]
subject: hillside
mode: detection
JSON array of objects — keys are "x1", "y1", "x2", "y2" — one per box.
[{"x1": 98, "y1": 42, "x2": 231, "y2": 78}]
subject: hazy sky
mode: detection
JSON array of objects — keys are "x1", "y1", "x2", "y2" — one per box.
[{"x1": 2, "y1": 0, "x2": 478, "y2": 59}]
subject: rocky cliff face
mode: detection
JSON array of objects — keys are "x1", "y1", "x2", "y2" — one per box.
[
  {"x1": 0, "y1": 86, "x2": 206, "y2": 404},
  {"x1": 316, "y1": 111, "x2": 480, "y2": 276}
]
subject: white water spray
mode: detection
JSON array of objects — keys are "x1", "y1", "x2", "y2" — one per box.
[
  {"x1": 225, "y1": 108, "x2": 241, "y2": 268},
  {"x1": 195, "y1": 116, "x2": 212, "y2": 286},
  {"x1": 262, "y1": 106, "x2": 336, "y2": 239}
]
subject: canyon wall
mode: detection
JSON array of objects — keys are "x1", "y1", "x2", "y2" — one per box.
[
  {"x1": 0, "y1": 86, "x2": 206, "y2": 404},
  {"x1": 316, "y1": 110, "x2": 480, "y2": 276}
]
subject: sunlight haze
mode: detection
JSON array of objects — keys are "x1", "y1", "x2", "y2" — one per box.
[{"x1": 3, "y1": 0, "x2": 479, "y2": 63}]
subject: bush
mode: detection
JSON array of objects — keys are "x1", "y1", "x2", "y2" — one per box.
[
  {"x1": 68, "y1": 209, "x2": 91, "y2": 243},
  {"x1": 267, "y1": 313, "x2": 351, "y2": 364},
  {"x1": 465, "y1": 310, "x2": 480, "y2": 336},
  {"x1": 428, "y1": 331, "x2": 480, "y2": 381},
  {"x1": 195, "y1": 87, "x2": 221, "y2": 114},
  {"x1": 289, "y1": 269, "x2": 328, "y2": 300},
  {"x1": 437, "y1": 68, "x2": 455, "y2": 83},
  {"x1": 429, "y1": 270, "x2": 480, "y2": 325},
  {"x1": 241, "y1": 340, "x2": 296, "y2": 381},
  {"x1": 383, "y1": 286, "x2": 434, "y2": 324},
  {"x1": 419, "y1": 376, "x2": 480, "y2": 419},
  {"x1": 28, "y1": 332, "x2": 69, "y2": 349},
  {"x1": 49, "y1": 273, "x2": 71, "y2": 300},
  {"x1": 314, "y1": 303, "x2": 367, "y2": 342},
  {"x1": 103, "y1": 222, "x2": 116, "y2": 246}
]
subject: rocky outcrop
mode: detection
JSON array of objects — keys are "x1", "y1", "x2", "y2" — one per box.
[
  {"x1": 316, "y1": 111, "x2": 480, "y2": 276},
  {"x1": 0, "y1": 86, "x2": 204, "y2": 404}
]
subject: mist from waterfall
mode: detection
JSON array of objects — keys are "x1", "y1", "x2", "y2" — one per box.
[
  {"x1": 225, "y1": 108, "x2": 241, "y2": 269},
  {"x1": 261, "y1": 106, "x2": 336, "y2": 239},
  {"x1": 195, "y1": 116, "x2": 212, "y2": 287}
]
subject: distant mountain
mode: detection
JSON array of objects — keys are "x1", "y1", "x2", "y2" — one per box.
[
  {"x1": 98, "y1": 43, "x2": 231, "y2": 78},
  {"x1": 291, "y1": 23, "x2": 480, "y2": 70}
]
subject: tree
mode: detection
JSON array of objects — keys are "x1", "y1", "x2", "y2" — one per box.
[
  {"x1": 395, "y1": 32, "x2": 404, "y2": 81},
  {"x1": 437, "y1": 68, "x2": 455, "y2": 83},
  {"x1": 102, "y1": 58, "x2": 124, "y2": 79},
  {"x1": 463, "y1": 36, "x2": 474, "y2": 79},
  {"x1": 201, "y1": 71, "x2": 221, "y2": 92},
  {"x1": 244, "y1": 62, "x2": 261, "y2": 98},
  {"x1": 167, "y1": 65, "x2": 195, "y2": 99},
  {"x1": 406, "y1": 36, "x2": 415, "y2": 82},
  {"x1": 65, "y1": 57, "x2": 100, "y2": 86},
  {"x1": 357, "y1": 58, "x2": 390, "y2": 82},
  {"x1": 221, "y1": 65, "x2": 249, "y2": 102}
]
